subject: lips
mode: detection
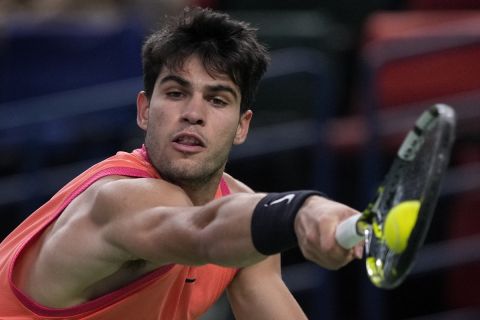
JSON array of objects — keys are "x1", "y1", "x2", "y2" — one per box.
[
  {"x1": 172, "y1": 131, "x2": 206, "y2": 153},
  {"x1": 174, "y1": 134, "x2": 204, "y2": 146}
]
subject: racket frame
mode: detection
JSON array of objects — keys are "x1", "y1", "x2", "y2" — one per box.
[{"x1": 334, "y1": 104, "x2": 456, "y2": 288}]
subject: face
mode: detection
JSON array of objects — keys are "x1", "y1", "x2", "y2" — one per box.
[{"x1": 137, "y1": 55, "x2": 252, "y2": 187}]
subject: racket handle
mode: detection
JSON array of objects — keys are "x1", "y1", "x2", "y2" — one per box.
[{"x1": 335, "y1": 213, "x2": 364, "y2": 249}]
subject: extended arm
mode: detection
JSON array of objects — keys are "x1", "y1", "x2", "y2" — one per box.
[
  {"x1": 96, "y1": 178, "x2": 361, "y2": 268},
  {"x1": 96, "y1": 177, "x2": 267, "y2": 267},
  {"x1": 21, "y1": 175, "x2": 361, "y2": 307}
]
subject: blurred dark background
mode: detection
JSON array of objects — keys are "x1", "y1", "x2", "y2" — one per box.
[{"x1": 0, "y1": 0, "x2": 479, "y2": 319}]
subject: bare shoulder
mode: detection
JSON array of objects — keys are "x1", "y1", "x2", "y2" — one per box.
[
  {"x1": 44, "y1": 174, "x2": 194, "y2": 273},
  {"x1": 54, "y1": 176, "x2": 192, "y2": 229},
  {"x1": 19, "y1": 175, "x2": 195, "y2": 307},
  {"x1": 46, "y1": 175, "x2": 193, "y2": 263},
  {"x1": 92, "y1": 175, "x2": 193, "y2": 214},
  {"x1": 222, "y1": 172, "x2": 254, "y2": 194}
]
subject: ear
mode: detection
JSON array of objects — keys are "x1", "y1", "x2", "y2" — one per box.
[
  {"x1": 234, "y1": 110, "x2": 253, "y2": 145},
  {"x1": 137, "y1": 91, "x2": 150, "y2": 131}
]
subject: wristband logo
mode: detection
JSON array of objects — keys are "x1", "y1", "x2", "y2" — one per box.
[{"x1": 265, "y1": 194, "x2": 295, "y2": 207}]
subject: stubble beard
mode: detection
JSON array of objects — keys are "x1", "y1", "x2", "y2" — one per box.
[
  {"x1": 145, "y1": 136, "x2": 231, "y2": 190},
  {"x1": 155, "y1": 154, "x2": 227, "y2": 190}
]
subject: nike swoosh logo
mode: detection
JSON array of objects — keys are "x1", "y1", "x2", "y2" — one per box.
[{"x1": 264, "y1": 194, "x2": 295, "y2": 207}]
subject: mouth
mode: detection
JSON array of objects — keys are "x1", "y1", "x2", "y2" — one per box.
[{"x1": 172, "y1": 132, "x2": 206, "y2": 153}]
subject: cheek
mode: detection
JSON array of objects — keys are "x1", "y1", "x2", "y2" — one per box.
[
  {"x1": 149, "y1": 108, "x2": 170, "y2": 129},
  {"x1": 217, "y1": 119, "x2": 240, "y2": 145},
  {"x1": 146, "y1": 110, "x2": 172, "y2": 144}
]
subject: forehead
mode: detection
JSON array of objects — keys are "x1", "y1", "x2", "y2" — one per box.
[{"x1": 160, "y1": 55, "x2": 237, "y2": 86}]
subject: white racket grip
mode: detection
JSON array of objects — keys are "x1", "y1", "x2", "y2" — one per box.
[{"x1": 335, "y1": 213, "x2": 364, "y2": 249}]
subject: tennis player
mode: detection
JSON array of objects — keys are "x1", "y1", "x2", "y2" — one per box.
[{"x1": 0, "y1": 7, "x2": 362, "y2": 319}]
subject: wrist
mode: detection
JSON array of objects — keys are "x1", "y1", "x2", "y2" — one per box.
[{"x1": 250, "y1": 190, "x2": 326, "y2": 255}]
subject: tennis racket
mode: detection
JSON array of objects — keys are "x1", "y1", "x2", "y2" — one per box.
[{"x1": 335, "y1": 104, "x2": 456, "y2": 289}]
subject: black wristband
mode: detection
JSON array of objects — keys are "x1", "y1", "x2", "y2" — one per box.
[{"x1": 251, "y1": 190, "x2": 325, "y2": 255}]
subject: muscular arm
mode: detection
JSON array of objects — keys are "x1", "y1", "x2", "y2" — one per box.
[
  {"x1": 96, "y1": 177, "x2": 267, "y2": 267},
  {"x1": 22, "y1": 175, "x2": 360, "y2": 307},
  {"x1": 21, "y1": 176, "x2": 266, "y2": 307},
  {"x1": 97, "y1": 176, "x2": 361, "y2": 268}
]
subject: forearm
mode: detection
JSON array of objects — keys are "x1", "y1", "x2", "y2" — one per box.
[
  {"x1": 192, "y1": 193, "x2": 267, "y2": 267},
  {"x1": 190, "y1": 190, "x2": 322, "y2": 267},
  {"x1": 187, "y1": 190, "x2": 326, "y2": 267}
]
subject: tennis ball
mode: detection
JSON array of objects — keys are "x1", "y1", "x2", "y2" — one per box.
[{"x1": 384, "y1": 200, "x2": 421, "y2": 253}]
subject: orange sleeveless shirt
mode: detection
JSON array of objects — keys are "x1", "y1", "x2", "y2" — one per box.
[{"x1": 0, "y1": 147, "x2": 237, "y2": 319}]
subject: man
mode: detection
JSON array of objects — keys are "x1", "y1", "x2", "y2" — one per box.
[{"x1": 0, "y1": 7, "x2": 362, "y2": 319}]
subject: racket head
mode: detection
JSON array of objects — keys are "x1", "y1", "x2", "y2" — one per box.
[{"x1": 362, "y1": 104, "x2": 456, "y2": 289}]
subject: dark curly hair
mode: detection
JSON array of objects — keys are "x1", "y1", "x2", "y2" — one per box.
[{"x1": 142, "y1": 7, "x2": 270, "y2": 113}]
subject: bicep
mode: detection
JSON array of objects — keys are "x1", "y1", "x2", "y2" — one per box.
[{"x1": 227, "y1": 256, "x2": 307, "y2": 320}]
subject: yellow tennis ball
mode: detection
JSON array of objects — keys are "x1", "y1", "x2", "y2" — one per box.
[{"x1": 384, "y1": 200, "x2": 421, "y2": 253}]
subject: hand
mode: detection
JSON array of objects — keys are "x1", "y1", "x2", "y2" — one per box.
[{"x1": 294, "y1": 196, "x2": 363, "y2": 270}]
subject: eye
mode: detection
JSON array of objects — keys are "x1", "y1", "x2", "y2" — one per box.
[
  {"x1": 210, "y1": 97, "x2": 228, "y2": 107},
  {"x1": 166, "y1": 90, "x2": 185, "y2": 99}
]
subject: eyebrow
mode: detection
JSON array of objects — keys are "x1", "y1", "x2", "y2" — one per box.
[
  {"x1": 159, "y1": 74, "x2": 239, "y2": 101},
  {"x1": 159, "y1": 75, "x2": 190, "y2": 87}
]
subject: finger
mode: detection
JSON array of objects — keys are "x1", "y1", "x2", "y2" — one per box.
[{"x1": 354, "y1": 243, "x2": 364, "y2": 259}]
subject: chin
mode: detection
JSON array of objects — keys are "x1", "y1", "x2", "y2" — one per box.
[
  {"x1": 160, "y1": 159, "x2": 225, "y2": 188},
  {"x1": 157, "y1": 162, "x2": 208, "y2": 184}
]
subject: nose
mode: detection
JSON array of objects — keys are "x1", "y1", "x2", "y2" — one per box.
[{"x1": 181, "y1": 94, "x2": 205, "y2": 126}]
